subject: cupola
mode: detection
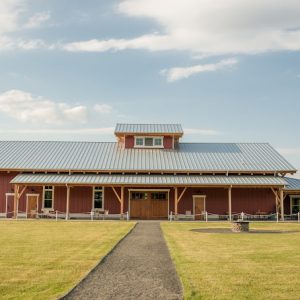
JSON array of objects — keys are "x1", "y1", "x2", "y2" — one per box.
[{"x1": 114, "y1": 123, "x2": 183, "y2": 149}]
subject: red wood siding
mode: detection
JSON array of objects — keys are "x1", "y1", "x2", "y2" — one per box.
[
  {"x1": 232, "y1": 188, "x2": 275, "y2": 214},
  {"x1": 0, "y1": 171, "x2": 288, "y2": 217},
  {"x1": 104, "y1": 187, "x2": 121, "y2": 214},
  {"x1": 163, "y1": 136, "x2": 173, "y2": 149},
  {"x1": 0, "y1": 172, "x2": 16, "y2": 213},
  {"x1": 125, "y1": 135, "x2": 134, "y2": 148},
  {"x1": 176, "y1": 187, "x2": 277, "y2": 215}
]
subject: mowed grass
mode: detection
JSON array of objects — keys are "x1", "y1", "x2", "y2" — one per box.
[
  {"x1": 162, "y1": 222, "x2": 300, "y2": 300},
  {"x1": 0, "y1": 220, "x2": 135, "y2": 300}
]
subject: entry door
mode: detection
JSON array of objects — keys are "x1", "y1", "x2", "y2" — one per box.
[
  {"x1": 130, "y1": 192, "x2": 149, "y2": 219},
  {"x1": 27, "y1": 195, "x2": 38, "y2": 218},
  {"x1": 194, "y1": 196, "x2": 206, "y2": 220},
  {"x1": 6, "y1": 195, "x2": 14, "y2": 218},
  {"x1": 150, "y1": 192, "x2": 168, "y2": 219}
]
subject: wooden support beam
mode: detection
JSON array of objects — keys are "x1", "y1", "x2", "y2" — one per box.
[
  {"x1": 18, "y1": 185, "x2": 27, "y2": 200},
  {"x1": 174, "y1": 187, "x2": 178, "y2": 215},
  {"x1": 280, "y1": 189, "x2": 284, "y2": 221},
  {"x1": 120, "y1": 186, "x2": 124, "y2": 215},
  {"x1": 177, "y1": 187, "x2": 187, "y2": 203},
  {"x1": 65, "y1": 185, "x2": 70, "y2": 220},
  {"x1": 13, "y1": 184, "x2": 18, "y2": 218},
  {"x1": 112, "y1": 186, "x2": 122, "y2": 203},
  {"x1": 228, "y1": 187, "x2": 232, "y2": 222},
  {"x1": 271, "y1": 188, "x2": 280, "y2": 213}
]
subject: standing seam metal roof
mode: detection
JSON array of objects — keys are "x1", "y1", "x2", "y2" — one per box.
[
  {"x1": 284, "y1": 177, "x2": 300, "y2": 191},
  {"x1": 114, "y1": 123, "x2": 183, "y2": 134},
  {"x1": 0, "y1": 141, "x2": 296, "y2": 172},
  {"x1": 10, "y1": 174, "x2": 287, "y2": 186}
]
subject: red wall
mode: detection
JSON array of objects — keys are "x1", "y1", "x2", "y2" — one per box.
[
  {"x1": 124, "y1": 135, "x2": 174, "y2": 149},
  {"x1": 163, "y1": 136, "x2": 173, "y2": 149},
  {"x1": 0, "y1": 171, "x2": 284, "y2": 217},
  {"x1": 125, "y1": 136, "x2": 134, "y2": 148}
]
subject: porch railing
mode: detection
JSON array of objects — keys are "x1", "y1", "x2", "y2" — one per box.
[{"x1": 169, "y1": 211, "x2": 300, "y2": 222}]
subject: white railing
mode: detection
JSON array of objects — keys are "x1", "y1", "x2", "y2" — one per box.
[{"x1": 168, "y1": 211, "x2": 300, "y2": 222}]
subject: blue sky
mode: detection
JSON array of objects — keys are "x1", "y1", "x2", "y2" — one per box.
[{"x1": 0, "y1": 0, "x2": 299, "y2": 174}]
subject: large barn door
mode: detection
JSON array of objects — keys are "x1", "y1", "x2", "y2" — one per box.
[
  {"x1": 130, "y1": 190, "x2": 169, "y2": 219},
  {"x1": 150, "y1": 192, "x2": 168, "y2": 219},
  {"x1": 130, "y1": 192, "x2": 149, "y2": 219}
]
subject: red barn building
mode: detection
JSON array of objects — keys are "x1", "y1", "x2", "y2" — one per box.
[{"x1": 0, "y1": 123, "x2": 300, "y2": 221}]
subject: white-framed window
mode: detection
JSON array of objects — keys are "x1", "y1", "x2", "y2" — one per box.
[
  {"x1": 134, "y1": 136, "x2": 163, "y2": 148},
  {"x1": 43, "y1": 186, "x2": 54, "y2": 209},
  {"x1": 93, "y1": 187, "x2": 104, "y2": 210},
  {"x1": 290, "y1": 196, "x2": 300, "y2": 214}
]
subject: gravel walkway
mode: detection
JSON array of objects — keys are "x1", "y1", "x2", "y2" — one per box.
[{"x1": 63, "y1": 222, "x2": 182, "y2": 300}]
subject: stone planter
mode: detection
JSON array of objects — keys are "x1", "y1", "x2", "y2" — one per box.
[{"x1": 232, "y1": 221, "x2": 249, "y2": 232}]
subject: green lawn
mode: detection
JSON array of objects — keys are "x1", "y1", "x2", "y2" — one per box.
[
  {"x1": 0, "y1": 220, "x2": 135, "y2": 300},
  {"x1": 162, "y1": 222, "x2": 300, "y2": 300}
]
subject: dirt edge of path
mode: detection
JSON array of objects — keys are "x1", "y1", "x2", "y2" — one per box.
[
  {"x1": 160, "y1": 222, "x2": 184, "y2": 298},
  {"x1": 59, "y1": 222, "x2": 137, "y2": 300}
]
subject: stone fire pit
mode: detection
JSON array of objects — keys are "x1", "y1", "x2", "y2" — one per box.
[{"x1": 232, "y1": 221, "x2": 249, "y2": 232}]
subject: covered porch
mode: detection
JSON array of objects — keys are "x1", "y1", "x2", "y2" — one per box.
[{"x1": 6, "y1": 173, "x2": 290, "y2": 221}]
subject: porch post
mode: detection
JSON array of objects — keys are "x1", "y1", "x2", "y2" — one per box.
[
  {"x1": 228, "y1": 186, "x2": 232, "y2": 221},
  {"x1": 280, "y1": 189, "x2": 284, "y2": 221},
  {"x1": 66, "y1": 185, "x2": 70, "y2": 220},
  {"x1": 13, "y1": 184, "x2": 18, "y2": 218},
  {"x1": 174, "y1": 187, "x2": 178, "y2": 216},
  {"x1": 120, "y1": 186, "x2": 124, "y2": 215}
]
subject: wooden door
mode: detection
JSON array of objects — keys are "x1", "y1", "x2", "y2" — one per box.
[
  {"x1": 27, "y1": 195, "x2": 38, "y2": 218},
  {"x1": 6, "y1": 195, "x2": 14, "y2": 218},
  {"x1": 150, "y1": 192, "x2": 168, "y2": 219},
  {"x1": 194, "y1": 196, "x2": 205, "y2": 220},
  {"x1": 130, "y1": 192, "x2": 149, "y2": 219}
]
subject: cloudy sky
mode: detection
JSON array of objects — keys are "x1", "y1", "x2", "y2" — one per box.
[{"x1": 0, "y1": 0, "x2": 300, "y2": 174}]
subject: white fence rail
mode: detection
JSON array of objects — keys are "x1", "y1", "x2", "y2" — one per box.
[{"x1": 168, "y1": 211, "x2": 300, "y2": 222}]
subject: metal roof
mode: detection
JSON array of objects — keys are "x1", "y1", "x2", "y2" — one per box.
[
  {"x1": 10, "y1": 174, "x2": 286, "y2": 186},
  {"x1": 0, "y1": 141, "x2": 296, "y2": 172},
  {"x1": 115, "y1": 123, "x2": 183, "y2": 135},
  {"x1": 284, "y1": 177, "x2": 300, "y2": 191}
]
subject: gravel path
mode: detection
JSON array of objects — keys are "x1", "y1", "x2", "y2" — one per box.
[{"x1": 63, "y1": 222, "x2": 182, "y2": 300}]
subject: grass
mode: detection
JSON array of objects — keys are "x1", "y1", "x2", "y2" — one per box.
[
  {"x1": 162, "y1": 222, "x2": 300, "y2": 300},
  {"x1": 0, "y1": 220, "x2": 135, "y2": 300}
]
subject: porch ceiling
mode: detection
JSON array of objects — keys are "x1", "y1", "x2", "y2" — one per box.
[{"x1": 10, "y1": 173, "x2": 287, "y2": 187}]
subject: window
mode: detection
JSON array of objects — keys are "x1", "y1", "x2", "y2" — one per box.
[
  {"x1": 145, "y1": 137, "x2": 153, "y2": 146},
  {"x1": 134, "y1": 136, "x2": 163, "y2": 148},
  {"x1": 291, "y1": 197, "x2": 300, "y2": 214},
  {"x1": 135, "y1": 137, "x2": 144, "y2": 146},
  {"x1": 131, "y1": 192, "x2": 147, "y2": 200},
  {"x1": 151, "y1": 192, "x2": 167, "y2": 200},
  {"x1": 43, "y1": 186, "x2": 54, "y2": 209},
  {"x1": 154, "y1": 138, "x2": 162, "y2": 146},
  {"x1": 93, "y1": 187, "x2": 104, "y2": 210}
]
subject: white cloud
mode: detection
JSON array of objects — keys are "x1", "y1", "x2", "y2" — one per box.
[
  {"x1": 0, "y1": 1, "x2": 52, "y2": 51},
  {"x1": 94, "y1": 104, "x2": 113, "y2": 114},
  {"x1": 160, "y1": 58, "x2": 237, "y2": 82},
  {"x1": 0, "y1": 90, "x2": 87, "y2": 125},
  {"x1": 184, "y1": 128, "x2": 220, "y2": 135},
  {"x1": 24, "y1": 11, "x2": 51, "y2": 29},
  {"x1": 65, "y1": 0, "x2": 300, "y2": 55},
  {"x1": 0, "y1": 0, "x2": 23, "y2": 34}
]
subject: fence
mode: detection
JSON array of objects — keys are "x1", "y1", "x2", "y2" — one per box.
[
  {"x1": 0, "y1": 210, "x2": 130, "y2": 221},
  {"x1": 168, "y1": 211, "x2": 300, "y2": 222}
]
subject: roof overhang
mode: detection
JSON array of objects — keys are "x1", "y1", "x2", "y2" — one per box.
[{"x1": 10, "y1": 174, "x2": 287, "y2": 187}]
